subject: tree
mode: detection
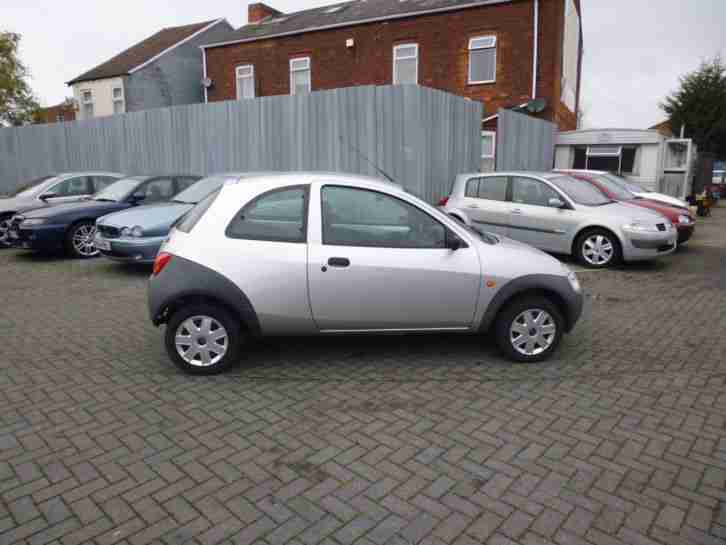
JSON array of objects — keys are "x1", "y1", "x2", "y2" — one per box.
[
  {"x1": 0, "y1": 31, "x2": 39, "y2": 126},
  {"x1": 661, "y1": 56, "x2": 726, "y2": 158}
]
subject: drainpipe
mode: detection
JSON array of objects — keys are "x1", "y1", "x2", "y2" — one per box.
[
  {"x1": 202, "y1": 51, "x2": 208, "y2": 103},
  {"x1": 532, "y1": 0, "x2": 539, "y2": 99}
]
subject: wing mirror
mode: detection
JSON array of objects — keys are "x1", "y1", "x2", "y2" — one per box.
[
  {"x1": 548, "y1": 197, "x2": 566, "y2": 208},
  {"x1": 446, "y1": 231, "x2": 466, "y2": 251},
  {"x1": 39, "y1": 192, "x2": 58, "y2": 201}
]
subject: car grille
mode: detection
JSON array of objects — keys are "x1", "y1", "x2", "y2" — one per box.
[
  {"x1": 97, "y1": 225, "x2": 120, "y2": 238},
  {"x1": 656, "y1": 223, "x2": 666, "y2": 232}
]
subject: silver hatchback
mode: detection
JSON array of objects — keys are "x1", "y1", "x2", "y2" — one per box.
[
  {"x1": 442, "y1": 172, "x2": 677, "y2": 268},
  {"x1": 148, "y1": 172, "x2": 584, "y2": 374}
]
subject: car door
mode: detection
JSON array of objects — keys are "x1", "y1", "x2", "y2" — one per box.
[
  {"x1": 508, "y1": 176, "x2": 575, "y2": 253},
  {"x1": 307, "y1": 182, "x2": 481, "y2": 331},
  {"x1": 459, "y1": 175, "x2": 510, "y2": 236},
  {"x1": 41, "y1": 175, "x2": 93, "y2": 204}
]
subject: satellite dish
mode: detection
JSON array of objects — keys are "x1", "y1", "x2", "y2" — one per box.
[
  {"x1": 201, "y1": 77, "x2": 213, "y2": 89},
  {"x1": 526, "y1": 98, "x2": 547, "y2": 113}
]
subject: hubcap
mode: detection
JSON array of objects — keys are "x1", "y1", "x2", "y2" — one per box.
[
  {"x1": 175, "y1": 316, "x2": 229, "y2": 367},
  {"x1": 582, "y1": 234, "x2": 614, "y2": 266},
  {"x1": 509, "y1": 309, "x2": 556, "y2": 356},
  {"x1": 73, "y1": 224, "x2": 99, "y2": 256}
]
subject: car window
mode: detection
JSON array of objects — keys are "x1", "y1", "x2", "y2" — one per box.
[
  {"x1": 226, "y1": 186, "x2": 307, "y2": 243},
  {"x1": 466, "y1": 176, "x2": 508, "y2": 201},
  {"x1": 176, "y1": 176, "x2": 200, "y2": 192},
  {"x1": 589, "y1": 175, "x2": 635, "y2": 200},
  {"x1": 49, "y1": 176, "x2": 90, "y2": 197},
  {"x1": 176, "y1": 189, "x2": 220, "y2": 233},
  {"x1": 137, "y1": 178, "x2": 175, "y2": 203},
  {"x1": 321, "y1": 185, "x2": 446, "y2": 249},
  {"x1": 548, "y1": 175, "x2": 612, "y2": 206},
  {"x1": 511, "y1": 177, "x2": 560, "y2": 207},
  {"x1": 90, "y1": 176, "x2": 118, "y2": 193}
]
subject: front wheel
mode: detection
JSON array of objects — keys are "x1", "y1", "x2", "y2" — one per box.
[
  {"x1": 65, "y1": 221, "x2": 100, "y2": 258},
  {"x1": 575, "y1": 228, "x2": 621, "y2": 269},
  {"x1": 494, "y1": 296, "x2": 564, "y2": 363},
  {"x1": 165, "y1": 304, "x2": 242, "y2": 375}
]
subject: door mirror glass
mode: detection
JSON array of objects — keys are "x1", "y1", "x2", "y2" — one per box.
[
  {"x1": 39, "y1": 192, "x2": 58, "y2": 201},
  {"x1": 548, "y1": 197, "x2": 565, "y2": 208}
]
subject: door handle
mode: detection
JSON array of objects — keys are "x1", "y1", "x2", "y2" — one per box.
[
  {"x1": 511, "y1": 208, "x2": 523, "y2": 215},
  {"x1": 327, "y1": 257, "x2": 350, "y2": 268},
  {"x1": 467, "y1": 204, "x2": 480, "y2": 209}
]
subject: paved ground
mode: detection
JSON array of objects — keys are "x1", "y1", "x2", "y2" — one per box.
[{"x1": 1, "y1": 208, "x2": 725, "y2": 545}]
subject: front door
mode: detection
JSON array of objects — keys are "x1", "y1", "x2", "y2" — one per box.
[
  {"x1": 307, "y1": 183, "x2": 481, "y2": 331},
  {"x1": 460, "y1": 175, "x2": 510, "y2": 236},
  {"x1": 507, "y1": 176, "x2": 574, "y2": 253}
]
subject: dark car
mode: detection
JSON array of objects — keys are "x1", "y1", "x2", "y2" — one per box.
[
  {"x1": 11, "y1": 175, "x2": 198, "y2": 258},
  {"x1": 0, "y1": 172, "x2": 124, "y2": 247}
]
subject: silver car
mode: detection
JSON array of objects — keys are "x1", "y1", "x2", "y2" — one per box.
[
  {"x1": 0, "y1": 171, "x2": 124, "y2": 247},
  {"x1": 148, "y1": 172, "x2": 583, "y2": 374},
  {"x1": 442, "y1": 172, "x2": 678, "y2": 268}
]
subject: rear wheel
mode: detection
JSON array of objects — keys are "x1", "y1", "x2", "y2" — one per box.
[
  {"x1": 575, "y1": 228, "x2": 621, "y2": 268},
  {"x1": 65, "y1": 221, "x2": 99, "y2": 258},
  {"x1": 494, "y1": 295, "x2": 564, "y2": 363},
  {"x1": 165, "y1": 304, "x2": 242, "y2": 375},
  {"x1": 0, "y1": 214, "x2": 13, "y2": 248}
]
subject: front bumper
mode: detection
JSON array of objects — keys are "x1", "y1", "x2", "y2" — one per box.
[
  {"x1": 13, "y1": 224, "x2": 67, "y2": 251},
  {"x1": 95, "y1": 233, "x2": 164, "y2": 264},
  {"x1": 676, "y1": 224, "x2": 695, "y2": 244},
  {"x1": 622, "y1": 228, "x2": 677, "y2": 261}
]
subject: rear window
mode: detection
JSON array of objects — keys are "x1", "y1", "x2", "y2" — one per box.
[{"x1": 176, "y1": 189, "x2": 220, "y2": 233}]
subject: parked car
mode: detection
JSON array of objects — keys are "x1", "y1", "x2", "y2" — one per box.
[
  {"x1": 0, "y1": 172, "x2": 124, "y2": 247},
  {"x1": 559, "y1": 169, "x2": 689, "y2": 209},
  {"x1": 148, "y1": 172, "x2": 584, "y2": 373},
  {"x1": 441, "y1": 172, "x2": 677, "y2": 269},
  {"x1": 10, "y1": 175, "x2": 197, "y2": 258},
  {"x1": 93, "y1": 175, "x2": 249, "y2": 264},
  {"x1": 556, "y1": 170, "x2": 696, "y2": 245}
]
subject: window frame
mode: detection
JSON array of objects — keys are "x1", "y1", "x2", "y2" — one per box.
[
  {"x1": 392, "y1": 43, "x2": 419, "y2": 85},
  {"x1": 225, "y1": 184, "x2": 310, "y2": 243},
  {"x1": 112, "y1": 86, "x2": 124, "y2": 114},
  {"x1": 320, "y1": 184, "x2": 450, "y2": 250},
  {"x1": 289, "y1": 57, "x2": 312, "y2": 95},
  {"x1": 468, "y1": 35, "x2": 497, "y2": 85},
  {"x1": 235, "y1": 64, "x2": 255, "y2": 100},
  {"x1": 81, "y1": 89, "x2": 94, "y2": 118},
  {"x1": 481, "y1": 130, "x2": 496, "y2": 159}
]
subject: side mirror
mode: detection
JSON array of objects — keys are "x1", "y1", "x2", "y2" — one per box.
[
  {"x1": 548, "y1": 197, "x2": 566, "y2": 208},
  {"x1": 130, "y1": 193, "x2": 146, "y2": 204},
  {"x1": 39, "y1": 192, "x2": 58, "y2": 201},
  {"x1": 446, "y1": 231, "x2": 465, "y2": 251}
]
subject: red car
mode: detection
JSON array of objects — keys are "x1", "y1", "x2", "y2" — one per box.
[{"x1": 556, "y1": 170, "x2": 695, "y2": 245}]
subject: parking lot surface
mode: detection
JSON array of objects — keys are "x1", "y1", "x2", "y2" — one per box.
[{"x1": 1, "y1": 209, "x2": 725, "y2": 545}]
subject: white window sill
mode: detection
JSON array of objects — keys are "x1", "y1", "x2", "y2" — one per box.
[{"x1": 468, "y1": 79, "x2": 496, "y2": 85}]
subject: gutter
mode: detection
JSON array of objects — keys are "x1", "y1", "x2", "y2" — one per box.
[{"x1": 199, "y1": 0, "x2": 511, "y2": 50}]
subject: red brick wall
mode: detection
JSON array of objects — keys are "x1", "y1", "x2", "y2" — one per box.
[
  {"x1": 205, "y1": 0, "x2": 580, "y2": 130},
  {"x1": 33, "y1": 103, "x2": 76, "y2": 124}
]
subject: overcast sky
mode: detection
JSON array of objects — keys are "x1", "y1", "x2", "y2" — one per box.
[{"x1": 5, "y1": 0, "x2": 726, "y2": 129}]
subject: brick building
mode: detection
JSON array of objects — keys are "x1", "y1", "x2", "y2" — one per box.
[
  {"x1": 202, "y1": 0, "x2": 583, "y2": 161},
  {"x1": 33, "y1": 101, "x2": 76, "y2": 124}
]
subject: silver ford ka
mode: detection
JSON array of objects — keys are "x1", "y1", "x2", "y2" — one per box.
[
  {"x1": 442, "y1": 172, "x2": 677, "y2": 268},
  {"x1": 148, "y1": 172, "x2": 584, "y2": 374}
]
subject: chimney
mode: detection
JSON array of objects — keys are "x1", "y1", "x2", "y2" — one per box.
[{"x1": 248, "y1": 2, "x2": 283, "y2": 23}]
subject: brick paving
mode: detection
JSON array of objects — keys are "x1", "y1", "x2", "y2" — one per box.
[{"x1": 1, "y1": 207, "x2": 726, "y2": 545}]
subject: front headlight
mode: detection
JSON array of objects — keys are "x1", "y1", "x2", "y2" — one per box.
[
  {"x1": 678, "y1": 215, "x2": 692, "y2": 225},
  {"x1": 622, "y1": 222, "x2": 660, "y2": 233},
  {"x1": 120, "y1": 227, "x2": 131, "y2": 237},
  {"x1": 20, "y1": 218, "x2": 46, "y2": 226},
  {"x1": 567, "y1": 271, "x2": 581, "y2": 293},
  {"x1": 130, "y1": 225, "x2": 144, "y2": 238}
]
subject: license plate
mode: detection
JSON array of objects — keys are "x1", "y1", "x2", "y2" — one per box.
[{"x1": 95, "y1": 238, "x2": 111, "y2": 251}]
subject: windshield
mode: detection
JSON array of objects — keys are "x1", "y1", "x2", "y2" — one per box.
[
  {"x1": 10, "y1": 175, "x2": 56, "y2": 197},
  {"x1": 173, "y1": 176, "x2": 229, "y2": 204},
  {"x1": 93, "y1": 178, "x2": 141, "y2": 202},
  {"x1": 599, "y1": 173, "x2": 646, "y2": 194},
  {"x1": 588, "y1": 175, "x2": 636, "y2": 200},
  {"x1": 547, "y1": 175, "x2": 613, "y2": 206}
]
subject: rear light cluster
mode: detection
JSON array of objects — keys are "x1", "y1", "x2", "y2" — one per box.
[
  {"x1": 438, "y1": 197, "x2": 449, "y2": 206},
  {"x1": 152, "y1": 252, "x2": 172, "y2": 276}
]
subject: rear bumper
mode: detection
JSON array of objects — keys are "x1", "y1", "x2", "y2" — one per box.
[
  {"x1": 13, "y1": 225, "x2": 66, "y2": 251},
  {"x1": 96, "y1": 234, "x2": 164, "y2": 264}
]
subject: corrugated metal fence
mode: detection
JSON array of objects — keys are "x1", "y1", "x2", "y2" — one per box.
[
  {"x1": 496, "y1": 109, "x2": 556, "y2": 171},
  {"x1": 0, "y1": 85, "x2": 482, "y2": 203}
]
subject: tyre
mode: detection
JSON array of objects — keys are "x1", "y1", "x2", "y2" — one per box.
[
  {"x1": 574, "y1": 228, "x2": 621, "y2": 269},
  {"x1": 494, "y1": 295, "x2": 564, "y2": 363},
  {"x1": 65, "y1": 221, "x2": 100, "y2": 258},
  {"x1": 0, "y1": 214, "x2": 14, "y2": 248},
  {"x1": 165, "y1": 303, "x2": 242, "y2": 375}
]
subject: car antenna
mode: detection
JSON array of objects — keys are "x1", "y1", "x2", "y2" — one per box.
[{"x1": 338, "y1": 136, "x2": 399, "y2": 185}]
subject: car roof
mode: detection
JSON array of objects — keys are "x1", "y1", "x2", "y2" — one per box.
[
  {"x1": 222, "y1": 171, "x2": 402, "y2": 192},
  {"x1": 55, "y1": 171, "x2": 125, "y2": 177},
  {"x1": 456, "y1": 171, "x2": 562, "y2": 180}
]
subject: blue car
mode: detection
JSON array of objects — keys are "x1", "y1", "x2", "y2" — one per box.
[
  {"x1": 12, "y1": 175, "x2": 199, "y2": 258},
  {"x1": 95, "y1": 174, "x2": 237, "y2": 264}
]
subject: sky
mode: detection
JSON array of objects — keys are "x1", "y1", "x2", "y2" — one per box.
[{"x1": 5, "y1": 0, "x2": 726, "y2": 129}]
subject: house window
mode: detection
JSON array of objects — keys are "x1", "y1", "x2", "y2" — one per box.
[
  {"x1": 236, "y1": 65, "x2": 255, "y2": 99},
  {"x1": 481, "y1": 131, "x2": 496, "y2": 159},
  {"x1": 81, "y1": 90, "x2": 94, "y2": 119},
  {"x1": 56, "y1": 113, "x2": 64, "y2": 122},
  {"x1": 290, "y1": 57, "x2": 311, "y2": 95},
  {"x1": 468, "y1": 36, "x2": 497, "y2": 84},
  {"x1": 112, "y1": 87, "x2": 124, "y2": 114},
  {"x1": 393, "y1": 43, "x2": 418, "y2": 85}
]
